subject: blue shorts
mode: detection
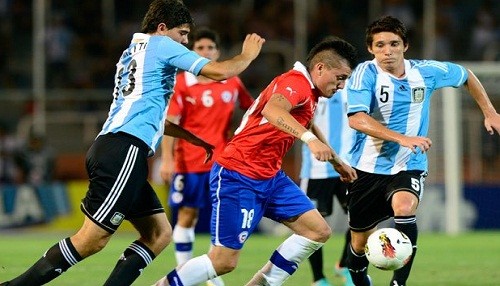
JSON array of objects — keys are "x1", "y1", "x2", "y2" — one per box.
[
  {"x1": 209, "y1": 162, "x2": 315, "y2": 250},
  {"x1": 169, "y1": 172, "x2": 210, "y2": 209}
]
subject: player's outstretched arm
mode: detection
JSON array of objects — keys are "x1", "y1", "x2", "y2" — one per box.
[
  {"x1": 463, "y1": 69, "x2": 500, "y2": 135},
  {"x1": 349, "y1": 111, "x2": 432, "y2": 153},
  {"x1": 199, "y1": 33, "x2": 265, "y2": 81},
  {"x1": 164, "y1": 120, "x2": 214, "y2": 163}
]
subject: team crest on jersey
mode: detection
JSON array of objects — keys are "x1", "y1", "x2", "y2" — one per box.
[
  {"x1": 238, "y1": 231, "x2": 249, "y2": 243},
  {"x1": 221, "y1": 91, "x2": 233, "y2": 103},
  {"x1": 110, "y1": 212, "x2": 125, "y2": 225},
  {"x1": 411, "y1": 87, "x2": 425, "y2": 103}
]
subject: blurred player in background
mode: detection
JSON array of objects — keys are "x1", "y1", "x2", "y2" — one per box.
[
  {"x1": 300, "y1": 88, "x2": 355, "y2": 286},
  {"x1": 0, "y1": 0, "x2": 264, "y2": 285},
  {"x1": 345, "y1": 15, "x2": 500, "y2": 286},
  {"x1": 153, "y1": 36, "x2": 358, "y2": 286},
  {"x1": 160, "y1": 27, "x2": 254, "y2": 286}
]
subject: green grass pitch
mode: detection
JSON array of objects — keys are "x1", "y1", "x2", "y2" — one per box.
[{"x1": 1, "y1": 231, "x2": 499, "y2": 285}]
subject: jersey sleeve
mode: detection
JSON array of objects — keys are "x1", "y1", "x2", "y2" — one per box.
[
  {"x1": 157, "y1": 38, "x2": 210, "y2": 75},
  {"x1": 347, "y1": 61, "x2": 376, "y2": 114},
  {"x1": 273, "y1": 73, "x2": 312, "y2": 106},
  {"x1": 234, "y1": 77, "x2": 254, "y2": 110},
  {"x1": 430, "y1": 61, "x2": 468, "y2": 89}
]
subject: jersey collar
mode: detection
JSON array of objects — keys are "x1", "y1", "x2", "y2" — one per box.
[{"x1": 293, "y1": 61, "x2": 315, "y2": 89}]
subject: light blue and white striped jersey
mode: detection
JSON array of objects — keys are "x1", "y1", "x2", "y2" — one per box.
[
  {"x1": 347, "y1": 59, "x2": 467, "y2": 174},
  {"x1": 99, "y1": 33, "x2": 210, "y2": 154},
  {"x1": 300, "y1": 89, "x2": 356, "y2": 179}
]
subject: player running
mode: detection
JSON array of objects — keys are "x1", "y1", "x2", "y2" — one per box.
[{"x1": 154, "y1": 36, "x2": 358, "y2": 286}]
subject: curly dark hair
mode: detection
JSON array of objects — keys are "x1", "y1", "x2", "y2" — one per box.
[
  {"x1": 189, "y1": 27, "x2": 221, "y2": 50},
  {"x1": 366, "y1": 15, "x2": 408, "y2": 47},
  {"x1": 141, "y1": 0, "x2": 194, "y2": 33},
  {"x1": 306, "y1": 36, "x2": 358, "y2": 71}
]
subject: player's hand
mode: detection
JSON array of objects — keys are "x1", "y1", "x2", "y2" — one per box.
[
  {"x1": 332, "y1": 161, "x2": 358, "y2": 183},
  {"x1": 199, "y1": 142, "x2": 214, "y2": 164},
  {"x1": 241, "y1": 33, "x2": 265, "y2": 61},
  {"x1": 197, "y1": 141, "x2": 214, "y2": 163},
  {"x1": 160, "y1": 161, "x2": 175, "y2": 185},
  {"x1": 183, "y1": 136, "x2": 214, "y2": 163},
  {"x1": 484, "y1": 113, "x2": 500, "y2": 135},
  {"x1": 308, "y1": 139, "x2": 335, "y2": 162},
  {"x1": 203, "y1": 146, "x2": 214, "y2": 164},
  {"x1": 399, "y1": 136, "x2": 432, "y2": 154}
]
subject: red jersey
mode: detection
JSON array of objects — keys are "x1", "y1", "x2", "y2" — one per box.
[
  {"x1": 216, "y1": 62, "x2": 320, "y2": 179},
  {"x1": 168, "y1": 72, "x2": 253, "y2": 173}
]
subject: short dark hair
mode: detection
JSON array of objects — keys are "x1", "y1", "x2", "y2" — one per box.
[
  {"x1": 366, "y1": 15, "x2": 408, "y2": 47},
  {"x1": 306, "y1": 36, "x2": 357, "y2": 71},
  {"x1": 190, "y1": 27, "x2": 221, "y2": 50},
  {"x1": 141, "y1": 0, "x2": 194, "y2": 33}
]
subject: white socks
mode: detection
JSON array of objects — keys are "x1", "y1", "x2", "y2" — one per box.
[
  {"x1": 246, "y1": 234, "x2": 324, "y2": 286},
  {"x1": 172, "y1": 225, "x2": 195, "y2": 265},
  {"x1": 157, "y1": 254, "x2": 217, "y2": 286}
]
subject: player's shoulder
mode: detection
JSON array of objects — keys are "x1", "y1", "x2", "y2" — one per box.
[
  {"x1": 152, "y1": 35, "x2": 191, "y2": 57},
  {"x1": 348, "y1": 60, "x2": 378, "y2": 89},
  {"x1": 352, "y1": 60, "x2": 378, "y2": 75},
  {"x1": 279, "y1": 69, "x2": 310, "y2": 85},
  {"x1": 409, "y1": 59, "x2": 455, "y2": 72}
]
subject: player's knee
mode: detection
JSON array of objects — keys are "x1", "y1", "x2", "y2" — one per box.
[
  {"x1": 72, "y1": 232, "x2": 111, "y2": 257},
  {"x1": 150, "y1": 226, "x2": 172, "y2": 250},
  {"x1": 138, "y1": 225, "x2": 172, "y2": 255},
  {"x1": 94, "y1": 238, "x2": 109, "y2": 252},
  {"x1": 393, "y1": 203, "x2": 416, "y2": 216},
  {"x1": 78, "y1": 237, "x2": 109, "y2": 257},
  {"x1": 208, "y1": 251, "x2": 239, "y2": 275},
  {"x1": 309, "y1": 223, "x2": 331, "y2": 243},
  {"x1": 392, "y1": 191, "x2": 418, "y2": 216},
  {"x1": 214, "y1": 258, "x2": 238, "y2": 275}
]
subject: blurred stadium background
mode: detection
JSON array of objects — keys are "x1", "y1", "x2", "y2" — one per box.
[{"x1": 0, "y1": 0, "x2": 499, "y2": 235}]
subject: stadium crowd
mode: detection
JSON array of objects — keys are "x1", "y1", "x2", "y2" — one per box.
[{"x1": 0, "y1": 0, "x2": 498, "y2": 90}]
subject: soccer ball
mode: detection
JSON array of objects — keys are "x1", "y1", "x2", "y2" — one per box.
[{"x1": 364, "y1": 228, "x2": 413, "y2": 271}]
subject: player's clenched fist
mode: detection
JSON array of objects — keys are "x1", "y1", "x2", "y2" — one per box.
[{"x1": 241, "y1": 33, "x2": 265, "y2": 60}]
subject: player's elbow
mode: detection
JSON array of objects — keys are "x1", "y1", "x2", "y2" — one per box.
[
  {"x1": 261, "y1": 105, "x2": 272, "y2": 120},
  {"x1": 206, "y1": 71, "x2": 228, "y2": 81},
  {"x1": 200, "y1": 62, "x2": 231, "y2": 81},
  {"x1": 348, "y1": 113, "x2": 364, "y2": 131}
]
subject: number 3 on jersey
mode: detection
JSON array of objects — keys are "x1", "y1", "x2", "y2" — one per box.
[{"x1": 113, "y1": 59, "x2": 137, "y2": 99}]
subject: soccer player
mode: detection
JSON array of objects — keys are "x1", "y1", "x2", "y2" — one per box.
[
  {"x1": 153, "y1": 36, "x2": 358, "y2": 286},
  {"x1": 300, "y1": 88, "x2": 355, "y2": 286},
  {"x1": 344, "y1": 16, "x2": 500, "y2": 286},
  {"x1": 0, "y1": 1, "x2": 264, "y2": 285},
  {"x1": 160, "y1": 27, "x2": 254, "y2": 286}
]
